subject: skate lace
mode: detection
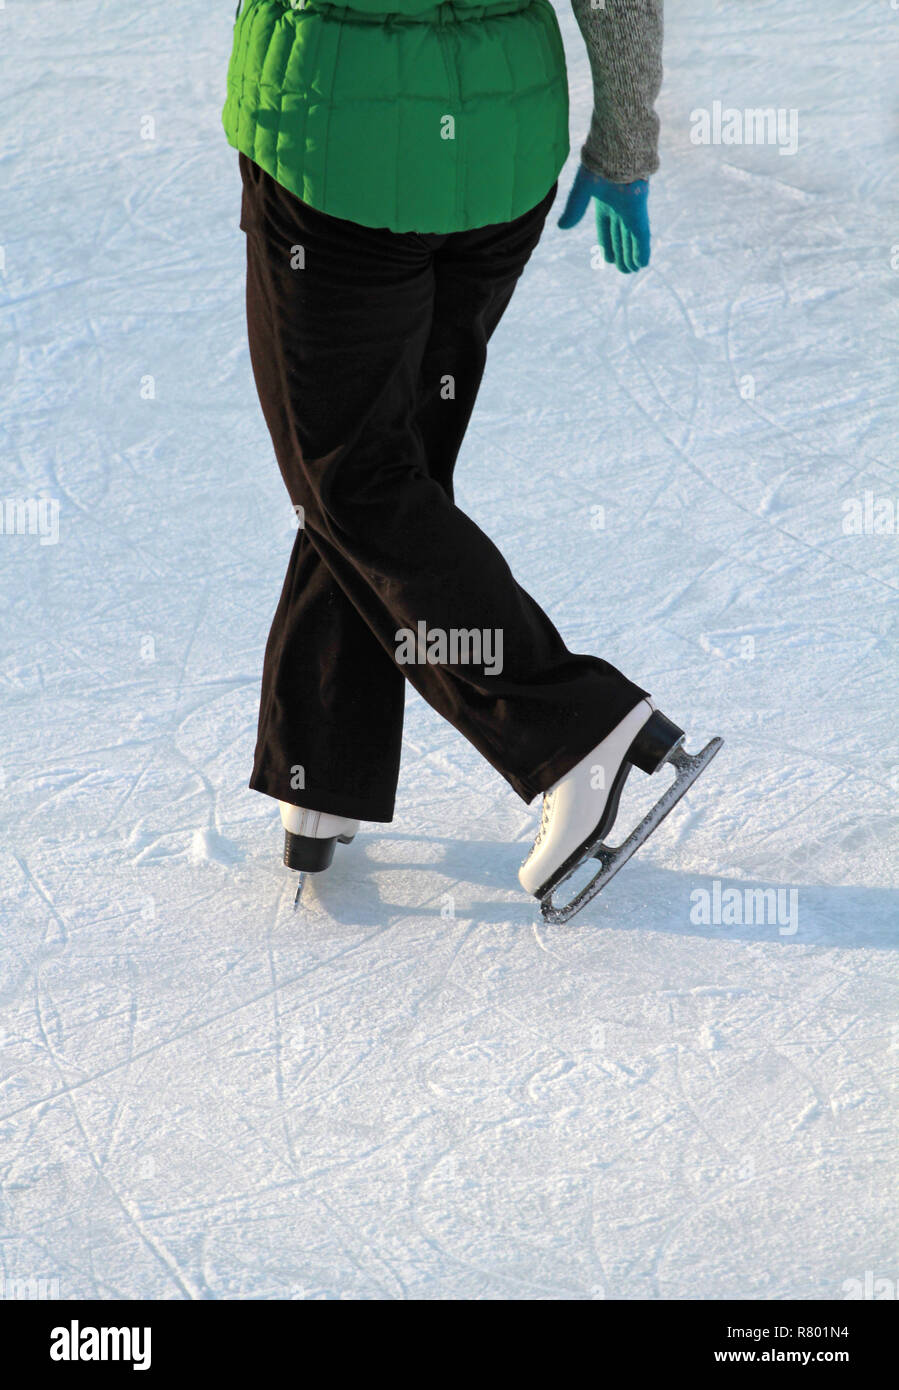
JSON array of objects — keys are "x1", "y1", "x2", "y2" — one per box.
[{"x1": 532, "y1": 790, "x2": 555, "y2": 854}]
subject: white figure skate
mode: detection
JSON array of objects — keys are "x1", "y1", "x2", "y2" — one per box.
[
  {"x1": 279, "y1": 802, "x2": 360, "y2": 908},
  {"x1": 520, "y1": 699, "x2": 722, "y2": 923}
]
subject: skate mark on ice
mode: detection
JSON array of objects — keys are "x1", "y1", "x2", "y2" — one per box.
[
  {"x1": 28, "y1": 971, "x2": 208, "y2": 1299},
  {"x1": 12, "y1": 852, "x2": 70, "y2": 951},
  {"x1": 611, "y1": 370, "x2": 899, "y2": 601},
  {"x1": 621, "y1": 268, "x2": 702, "y2": 456}
]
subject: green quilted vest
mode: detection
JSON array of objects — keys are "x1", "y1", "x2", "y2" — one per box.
[{"x1": 223, "y1": 0, "x2": 570, "y2": 233}]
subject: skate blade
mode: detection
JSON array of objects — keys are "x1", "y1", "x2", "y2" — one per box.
[
  {"x1": 538, "y1": 737, "x2": 723, "y2": 925},
  {"x1": 292, "y1": 872, "x2": 307, "y2": 911}
]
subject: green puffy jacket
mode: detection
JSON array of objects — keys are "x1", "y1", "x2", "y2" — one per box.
[{"x1": 223, "y1": 0, "x2": 570, "y2": 233}]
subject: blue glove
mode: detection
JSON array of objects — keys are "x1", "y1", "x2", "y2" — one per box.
[{"x1": 558, "y1": 165, "x2": 651, "y2": 274}]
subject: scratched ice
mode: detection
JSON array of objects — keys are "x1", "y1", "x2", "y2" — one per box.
[{"x1": 0, "y1": 1, "x2": 895, "y2": 1300}]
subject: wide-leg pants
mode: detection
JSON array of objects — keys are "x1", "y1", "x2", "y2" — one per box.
[{"x1": 240, "y1": 153, "x2": 646, "y2": 823}]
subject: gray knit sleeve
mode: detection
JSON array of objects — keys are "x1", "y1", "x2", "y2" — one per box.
[{"x1": 570, "y1": 0, "x2": 664, "y2": 183}]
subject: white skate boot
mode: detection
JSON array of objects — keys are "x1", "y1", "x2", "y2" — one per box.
[
  {"x1": 279, "y1": 802, "x2": 360, "y2": 908},
  {"x1": 520, "y1": 700, "x2": 722, "y2": 923}
]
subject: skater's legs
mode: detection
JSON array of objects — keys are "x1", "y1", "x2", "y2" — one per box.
[
  {"x1": 243, "y1": 170, "x2": 411, "y2": 822},
  {"x1": 247, "y1": 183, "x2": 523, "y2": 820},
  {"x1": 242, "y1": 155, "x2": 647, "y2": 816}
]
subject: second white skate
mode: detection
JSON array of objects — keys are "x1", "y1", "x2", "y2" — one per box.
[{"x1": 279, "y1": 802, "x2": 360, "y2": 908}]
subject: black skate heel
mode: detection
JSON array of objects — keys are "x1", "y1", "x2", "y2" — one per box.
[
  {"x1": 283, "y1": 830, "x2": 338, "y2": 873},
  {"x1": 627, "y1": 710, "x2": 685, "y2": 775}
]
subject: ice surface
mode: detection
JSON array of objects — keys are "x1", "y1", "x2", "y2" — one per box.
[{"x1": 0, "y1": 0, "x2": 896, "y2": 1299}]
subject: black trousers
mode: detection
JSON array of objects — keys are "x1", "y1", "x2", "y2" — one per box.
[{"x1": 240, "y1": 153, "x2": 646, "y2": 823}]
